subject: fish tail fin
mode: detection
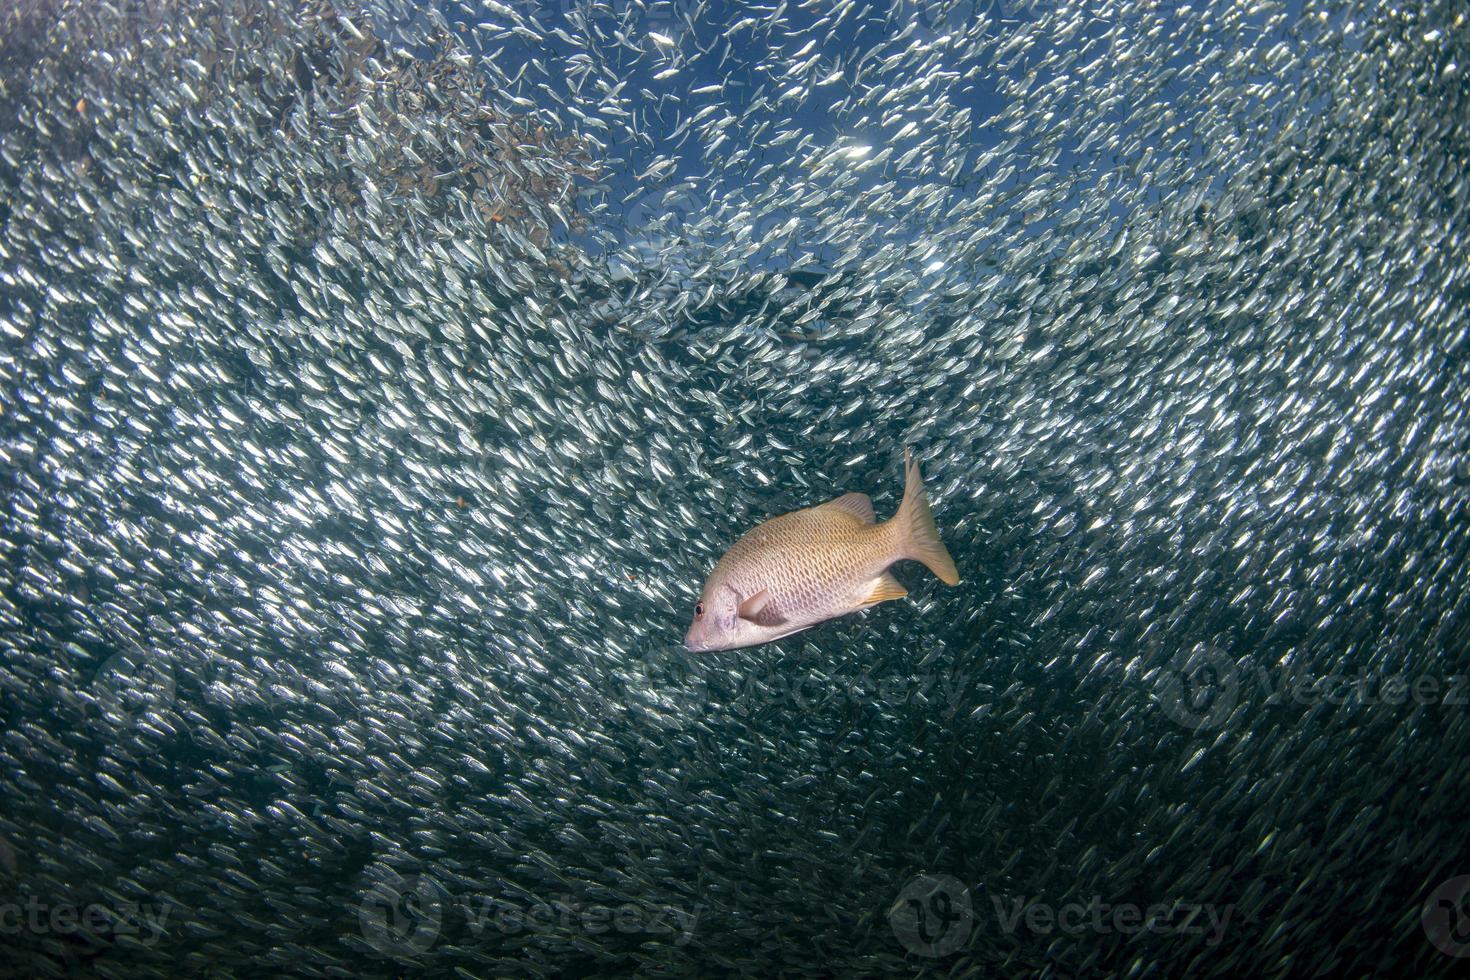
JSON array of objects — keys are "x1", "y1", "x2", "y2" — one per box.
[{"x1": 893, "y1": 447, "x2": 960, "y2": 585}]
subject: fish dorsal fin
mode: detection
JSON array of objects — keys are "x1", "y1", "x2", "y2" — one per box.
[
  {"x1": 738, "y1": 589, "x2": 787, "y2": 627},
  {"x1": 860, "y1": 573, "x2": 908, "y2": 607},
  {"x1": 819, "y1": 492, "x2": 876, "y2": 524}
]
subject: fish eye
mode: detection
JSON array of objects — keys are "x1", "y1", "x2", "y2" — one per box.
[{"x1": 695, "y1": 602, "x2": 704, "y2": 617}]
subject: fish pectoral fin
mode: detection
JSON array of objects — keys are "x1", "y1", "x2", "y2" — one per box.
[
  {"x1": 737, "y1": 589, "x2": 787, "y2": 627},
  {"x1": 818, "y1": 492, "x2": 876, "y2": 524},
  {"x1": 860, "y1": 573, "x2": 908, "y2": 607}
]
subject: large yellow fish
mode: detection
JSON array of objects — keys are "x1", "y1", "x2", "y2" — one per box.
[{"x1": 684, "y1": 448, "x2": 960, "y2": 651}]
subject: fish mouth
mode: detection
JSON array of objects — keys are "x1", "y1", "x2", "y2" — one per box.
[
  {"x1": 684, "y1": 633, "x2": 739, "y2": 653},
  {"x1": 684, "y1": 628, "x2": 729, "y2": 653}
]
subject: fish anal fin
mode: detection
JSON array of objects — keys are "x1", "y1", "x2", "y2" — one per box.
[
  {"x1": 738, "y1": 589, "x2": 787, "y2": 627},
  {"x1": 860, "y1": 572, "x2": 908, "y2": 607},
  {"x1": 819, "y1": 492, "x2": 876, "y2": 524}
]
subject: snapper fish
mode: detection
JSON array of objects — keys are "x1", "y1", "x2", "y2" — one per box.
[{"x1": 684, "y1": 448, "x2": 960, "y2": 652}]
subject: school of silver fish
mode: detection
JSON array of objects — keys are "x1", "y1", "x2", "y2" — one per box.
[{"x1": 0, "y1": 0, "x2": 1467, "y2": 976}]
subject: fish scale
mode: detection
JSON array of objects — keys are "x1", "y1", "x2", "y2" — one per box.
[{"x1": 686, "y1": 450, "x2": 959, "y2": 652}]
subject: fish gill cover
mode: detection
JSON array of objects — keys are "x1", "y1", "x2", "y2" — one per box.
[{"x1": 0, "y1": 0, "x2": 1467, "y2": 976}]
